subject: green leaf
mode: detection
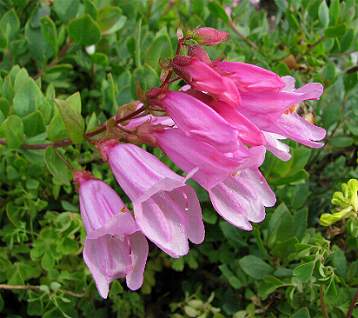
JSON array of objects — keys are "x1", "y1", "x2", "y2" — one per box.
[
  {"x1": 208, "y1": 1, "x2": 229, "y2": 23},
  {"x1": 68, "y1": 15, "x2": 101, "y2": 46},
  {"x1": 45, "y1": 148, "x2": 72, "y2": 185},
  {"x1": 53, "y1": 0, "x2": 80, "y2": 22},
  {"x1": 66, "y1": 92, "x2": 82, "y2": 113},
  {"x1": 47, "y1": 113, "x2": 67, "y2": 141},
  {"x1": 1, "y1": 115, "x2": 24, "y2": 148},
  {"x1": 84, "y1": 0, "x2": 98, "y2": 19},
  {"x1": 332, "y1": 246, "x2": 347, "y2": 277},
  {"x1": 0, "y1": 9, "x2": 20, "y2": 40},
  {"x1": 292, "y1": 308, "x2": 311, "y2": 318},
  {"x1": 324, "y1": 24, "x2": 346, "y2": 38},
  {"x1": 257, "y1": 276, "x2": 287, "y2": 300},
  {"x1": 23, "y1": 111, "x2": 46, "y2": 137},
  {"x1": 219, "y1": 264, "x2": 242, "y2": 289},
  {"x1": 97, "y1": 6, "x2": 127, "y2": 35},
  {"x1": 329, "y1": 0, "x2": 340, "y2": 25},
  {"x1": 171, "y1": 258, "x2": 184, "y2": 272},
  {"x1": 293, "y1": 261, "x2": 315, "y2": 282},
  {"x1": 340, "y1": 28, "x2": 354, "y2": 52},
  {"x1": 239, "y1": 256, "x2": 273, "y2": 279},
  {"x1": 318, "y1": 1, "x2": 330, "y2": 28},
  {"x1": 13, "y1": 69, "x2": 44, "y2": 117},
  {"x1": 146, "y1": 30, "x2": 173, "y2": 69},
  {"x1": 55, "y1": 97, "x2": 84, "y2": 144},
  {"x1": 40, "y1": 16, "x2": 58, "y2": 58}
]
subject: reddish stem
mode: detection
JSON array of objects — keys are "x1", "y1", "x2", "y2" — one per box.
[
  {"x1": 0, "y1": 106, "x2": 146, "y2": 150},
  {"x1": 160, "y1": 37, "x2": 184, "y2": 88}
]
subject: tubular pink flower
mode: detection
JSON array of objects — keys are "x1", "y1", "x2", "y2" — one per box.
[
  {"x1": 212, "y1": 60, "x2": 285, "y2": 91},
  {"x1": 155, "y1": 128, "x2": 266, "y2": 188},
  {"x1": 149, "y1": 90, "x2": 239, "y2": 152},
  {"x1": 99, "y1": 142, "x2": 205, "y2": 258},
  {"x1": 171, "y1": 56, "x2": 241, "y2": 105},
  {"x1": 208, "y1": 168, "x2": 276, "y2": 230},
  {"x1": 154, "y1": 129, "x2": 273, "y2": 230},
  {"x1": 193, "y1": 27, "x2": 229, "y2": 46},
  {"x1": 237, "y1": 76, "x2": 326, "y2": 149},
  {"x1": 155, "y1": 128, "x2": 243, "y2": 189},
  {"x1": 74, "y1": 171, "x2": 148, "y2": 298},
  {"x1": 184, "y1": 89, "x2": 265, "y2": 146}
]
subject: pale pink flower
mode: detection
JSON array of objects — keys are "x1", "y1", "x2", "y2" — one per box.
[
  {"x1": 238, "y1": 76, "x2": 326, "y2": 148},
  {"x1": 99, "y1": 142, "x2": 205, "y2": 258},
  {"x1": 154, "y1": 128, "x2": 273, "y2": 229},
  {"x1": 74, "y1": 171, "x2": 148, "y2": 298},
  {"x1": 209, "y1": 168, "x2": 275, "y2": 230}
]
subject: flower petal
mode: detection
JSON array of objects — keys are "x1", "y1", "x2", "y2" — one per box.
[{"x1": 126, "y1": 232, "x2": 149, "y2": 290}]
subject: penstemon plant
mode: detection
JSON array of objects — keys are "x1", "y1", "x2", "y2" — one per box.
[{"x1": 1, "y1": 26, "x2": 327, "y2": 298}]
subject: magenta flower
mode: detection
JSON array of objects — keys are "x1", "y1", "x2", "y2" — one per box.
[
  {"x1": 74, "y1": 171, "x2": 148, "y2": 298},
  {"x1": 193, "y1": 27, "x2": 229, "y2": 46},
  {"x1": 212, "y1": 60, "x2": 285, "y2": 91},
  {"x1": 185, "y1": 89, "x2": 266, "y2": 146},
  {"x1": 171, "y1": 56, "x2": 241, "y2": 106},
  {"x1": 149, "y1": 90, "x2": 239, "y2": 152},
  {"x1": 99, "y1": 142, "x2": 205, "y2": 258}
]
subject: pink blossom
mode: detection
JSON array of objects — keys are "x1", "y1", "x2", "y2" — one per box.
[
  {"x1": 212, "y1": 60, "x2": 285, "y2": 91},
  {"x1": 154, "y1": 128, "x2": 272, "y2": 229},
  {"x1": 238, "y1": 76, "x2": 326, "y2": 148},
  {"x1": 99, "y1": 142, "x2": 205, "y2": 258},
  {"x1": 185, "y1": 89, "x2": 266, "y2": 146},
  {"x1": 148, "y1": 90, "x2": 239, "y2": 152},
  {"x1": 154, "y1": 128, "x2": 250, "y2": 189},
  {"x1": 74, "y1": 171, "x2": 148, "y2": 298},
  {"x1": 209, "y1": 168, "x2": 275, "y2": 230},
  {"x1": 171, "y1": 56, "x2": 241, "y2": 105},
  {"x1": 262, "y1": 131, "x2": 291, "y2": 161},
  {"x1": 193, "y1": 27, "x2": 229, "y2": 46}
]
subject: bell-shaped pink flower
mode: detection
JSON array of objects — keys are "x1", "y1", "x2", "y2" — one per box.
[
  {"x1": 148, "y1": 90, "x2": 239, "y2": 152},
  {"x1": 171, "y1": 56, "x2": 241, "y2": 105},
  {"x1": 154, "y1": 128, "x2": 243, "y2": 189},
  {"x1": 238, "y1": 76, "x2": 326, "y2": 148},
  {"x1": 193, "y1": 27, "x2": 229, "y2": 46},
  {"x1": 208, "y1": 168, "x2": 276, "y2": 230},
  {"x1": 155, "y1": 128, "x2": 266, "y2": 189},
  {"x1": 154, "y1": 129, "x2": 273, "y2": 230},
  {"x1": 99, "y1": 142, "x2": 205, "y2": 258},
  {"x1": 74, "y1": 171, "x2": 148, "y2": 298}
]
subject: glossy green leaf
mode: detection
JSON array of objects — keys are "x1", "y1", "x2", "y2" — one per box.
[
  {"x1": 68, "y1": 15, "x2": 101, "y2": 46},
  {"x1": 1, "y1": 115, "x2": 24, "y2": 148},
  {"x1": 55, "y1": 98, "x2": 84, "y2": 144}
]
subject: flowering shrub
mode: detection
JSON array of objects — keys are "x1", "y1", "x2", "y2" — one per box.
[{"x1": 0, "y1": 0, "x2": 357, "y2": 317}]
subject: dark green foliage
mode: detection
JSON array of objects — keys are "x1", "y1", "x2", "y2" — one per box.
[{"x1": 0, "y1": 0, "x2": 357, "y2": 317}]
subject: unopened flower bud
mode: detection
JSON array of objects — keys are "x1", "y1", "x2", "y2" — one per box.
[{"x1": 193, "y1": 27, "x2": 229, "y2": 46}]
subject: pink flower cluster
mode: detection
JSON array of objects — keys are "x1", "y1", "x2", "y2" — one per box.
[{"x1": 74, "y1": 27, "x2": 326, "y2": 298}]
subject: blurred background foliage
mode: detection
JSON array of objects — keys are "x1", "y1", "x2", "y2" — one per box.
[{"x1": 0, "y1": 0, "x2": 357, "y2": 317}]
